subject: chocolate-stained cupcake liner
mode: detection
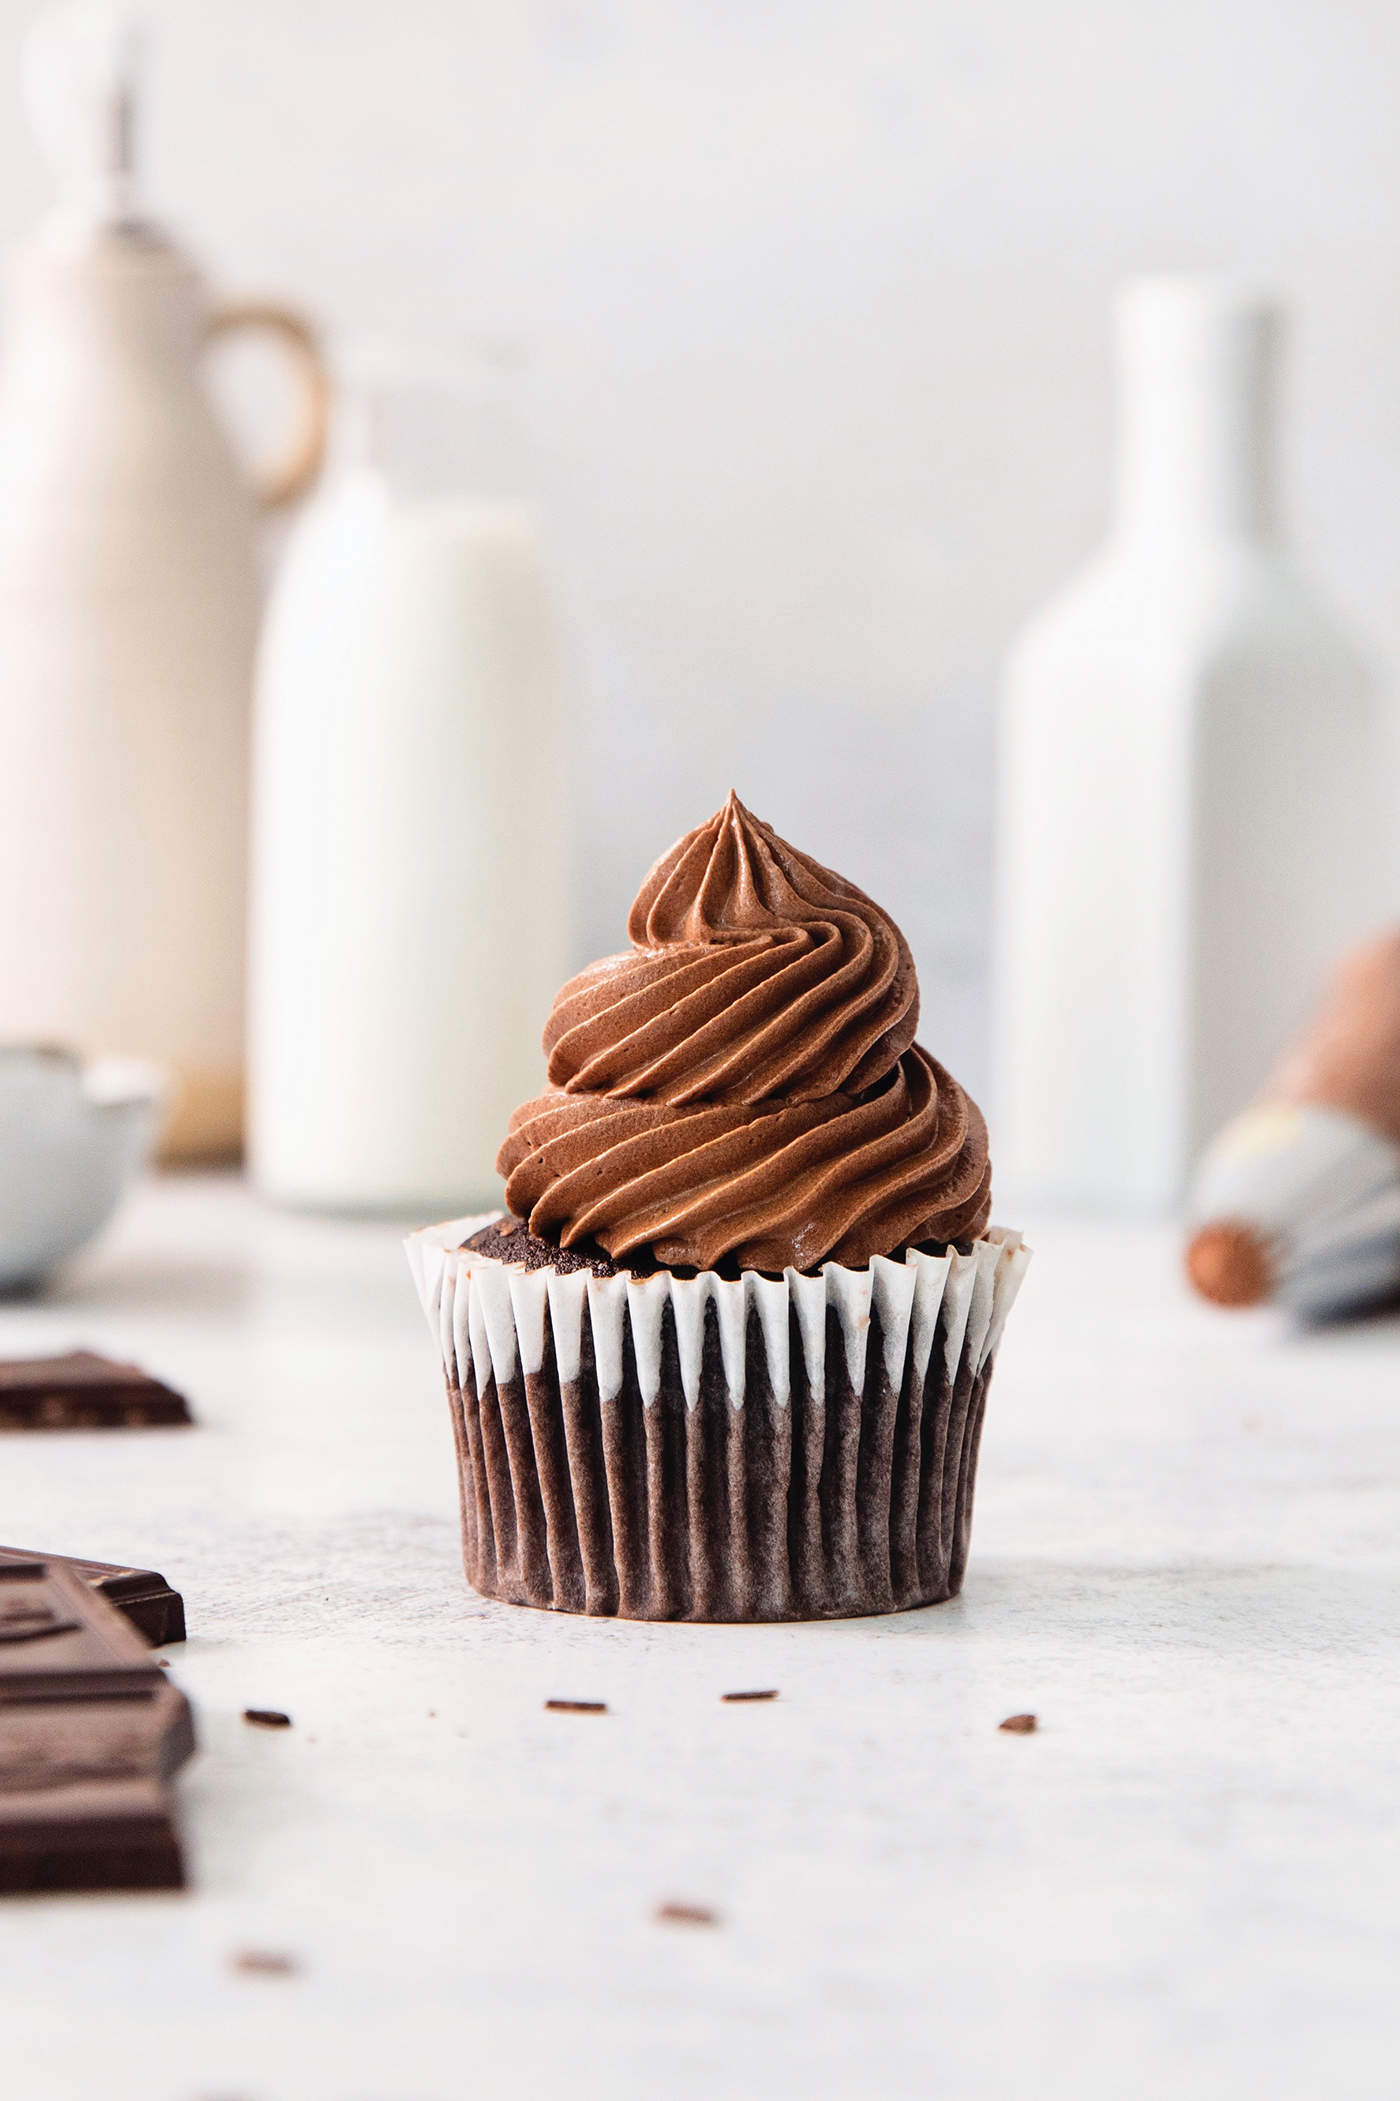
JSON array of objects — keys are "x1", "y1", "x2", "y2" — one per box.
[{"x1": 407, "y1": 1218, "x2": 1031, "y2": 1622}]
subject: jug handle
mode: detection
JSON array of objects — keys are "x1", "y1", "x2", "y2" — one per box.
[{"x1": 205, "y1": 303, "x2": 330, "y2": 511}]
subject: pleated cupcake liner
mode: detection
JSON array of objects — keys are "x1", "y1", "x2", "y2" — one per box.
[{"x1": 407, "y1": 1216, "x2": 1031, "y2": 1622}]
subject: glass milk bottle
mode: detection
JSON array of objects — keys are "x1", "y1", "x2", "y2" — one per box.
[
  {"x1": 994, "y1": 278, "x2": 1394, "y2": 1213},
  {"x1": 249, "y1": 348, "x2": 568, "y2": 1211}
]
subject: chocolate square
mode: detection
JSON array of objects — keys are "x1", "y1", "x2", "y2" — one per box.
[{"x1": 0, "y1": 1351, "x2": 192, "y2": 1429}]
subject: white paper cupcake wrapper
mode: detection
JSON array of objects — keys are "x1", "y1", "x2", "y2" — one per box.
[
  {"x1": 407, "y1": 1219, "x2": 1031, "y2": 1621},
  {"x1": 1191, "y1": 1102, "x2": 1400, "y2": 1318}
]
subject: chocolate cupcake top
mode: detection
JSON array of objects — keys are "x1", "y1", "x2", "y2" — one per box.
[{"x1": 498, "y1": 793, "x2": 991, "y2": 1272}]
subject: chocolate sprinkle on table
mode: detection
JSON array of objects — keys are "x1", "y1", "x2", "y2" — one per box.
[
  {"x1": 998, "y1": 1713, "x2": 1038, "y2": 1734},
  {"x1": 243, "y1": 1708, "x2": 292, "y2": 1728},
  {"x1": 721, "y1": 1689, "x2": 779, "y2": 1703},
  {"x1": 545, "y1": 1698, "x2": 607, "y2": 1714},
  {"x1": 229, "y1": 1950, "x2": 299, "y2": 1976},
  {"x1": 655, "y1": 1902, "x2": 719, "y2": 1927}
]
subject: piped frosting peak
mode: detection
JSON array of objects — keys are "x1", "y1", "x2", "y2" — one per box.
[
  {"x1": 545, "y1": 789, "x2": 918, "y2": 1105},
  {"x1": 499, "y1": 794, "x2": 991, "y2": 1271}
]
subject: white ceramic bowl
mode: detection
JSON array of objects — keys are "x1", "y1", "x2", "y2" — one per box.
[{"x1": 0, "y1": 1045, "x2": 169, "y2": 1292}]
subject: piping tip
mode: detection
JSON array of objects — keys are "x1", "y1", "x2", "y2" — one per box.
[{"x1": 1185, "y1": 1221, "x2": 1274, "y2": 1308}]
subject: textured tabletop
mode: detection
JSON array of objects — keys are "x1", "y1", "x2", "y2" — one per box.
[{"x1": 1, "y1": 1175, "x2": 1397, "y2": 2101}]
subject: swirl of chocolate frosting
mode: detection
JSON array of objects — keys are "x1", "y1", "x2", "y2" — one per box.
[{"x1": 498, "y1": 793, "x2": 992, "y2": 1270}]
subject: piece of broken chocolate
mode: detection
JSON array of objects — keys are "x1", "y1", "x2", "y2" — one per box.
[
  {"x1": 0, "y1": 1558, "x2": 195, "y2": 1893},
  {"x1": 0, "y1": 1351, "x2": 192, "y2": 1429},
  {"x1": 0, "y1": 1545, "x2": 185, "y2": 1646}
]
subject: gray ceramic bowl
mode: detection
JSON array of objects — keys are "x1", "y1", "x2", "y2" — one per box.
[{"x1": 0, "y1": 1045, "x2": 169, "y2": 1292}]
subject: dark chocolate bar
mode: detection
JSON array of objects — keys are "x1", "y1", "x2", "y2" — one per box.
[
  {"x1": 0, "y1": 1546, "x2": 185, "y2": 1646},
  {"x1": 0, "y1": 1350, "x2": 192, "y2": 1429},
  {"x1": 0, "y1": 1558, "x2": 195, "y2": 1893}
]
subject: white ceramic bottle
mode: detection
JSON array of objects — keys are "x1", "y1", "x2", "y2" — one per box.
[
  {"x1": 249, "y1": 357, "x2": 569, "y2": 1212},
  {"x1": 0, "y1": 3, "x2": 326, "y2": 1160},
  {"x1": 994, "y1": 277, "x2": 1394, "y2": 1213}
]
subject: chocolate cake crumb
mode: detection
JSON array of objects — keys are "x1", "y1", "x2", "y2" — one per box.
[
  {"x1": 465, "y1": 1221, "x2": 629, "y2": 1276},
  {"x1": 243, "y1": 1708, "x2": 292, "y2": 1728},
  {"x1": 655, "y1": 1902, "x2": 719, "y2": 1927},
  {"x1": 721, "y1": 1689, "x2": 778, "y2": 1703},
  {"x1": 545, "y1": 1698, "x2": 607, "y2": 1714},
  {"x1": 998, "y1": 1712, "x2": 1037, "y2": 1734}
]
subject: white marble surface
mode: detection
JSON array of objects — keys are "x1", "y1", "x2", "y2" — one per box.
[{"x1": 1, "y1": 1174, "x2": 1397, "y2": 2100}]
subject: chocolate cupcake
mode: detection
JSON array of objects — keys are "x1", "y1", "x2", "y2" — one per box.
[{"x1": 408, "y1": 794, "x2": 1029, "y2": 1620}]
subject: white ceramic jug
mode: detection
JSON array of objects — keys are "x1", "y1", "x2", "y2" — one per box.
[
  {"x1": 0, "y1": 3, "x2": 326, "y2": 1160},
  {"x1": 994, "y1": 278, "x2": 1395, "y2": 1213}
]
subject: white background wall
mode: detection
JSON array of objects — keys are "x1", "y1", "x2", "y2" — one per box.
[{"x1": 1, "y1": 0, "x2": 1397, "y2": 1097}]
